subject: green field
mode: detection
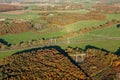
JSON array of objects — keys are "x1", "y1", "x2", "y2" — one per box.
[
  {"x1": 105, "y1": 14, "x2": 120, "y2": 20},
  {"x1": 0, "y1": 12, "x2": 40, "y2": 23},
  {"x1": 90, "y1": 25, "x2": 120, "y2": 37},
  {"x1": 60, "y1": 40, "x2": 120, "y2": 52},
  {"x1": 64, "y1": 20, "x2": 106, "y2": 32},
  {"x1": 0, "y1": 31, "x2": 66, "y2": 44},
  {"x1": 53, "y1": 9, "x2": 90, "y2": 14},
  {"x1": 0, "y1": 20, "x2": 106, "y2": 44},
  {"x1": 1, "y1": 39, "x2": 119, "y2": 59},
  {"x1": 0, "y1": 51, "x2": 17, "y2": 59},
  {"x1": 0, "y1": 10, "x2": 120, "y2": 59},
  {"x1": 70, "y1": 33, "x2": 100, "y2": 41},
  {"x1": 70, "y1": 24, "x2": 120, "y2": 41},
  {"x1": 1, "y1": 24, "x2": 120, "y2": 59},
  {"x1": 69, "y1": 25, "x2": 120, "y2": 52}
]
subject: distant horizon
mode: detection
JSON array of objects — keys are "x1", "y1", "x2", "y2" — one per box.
[{"x1": 0, "y1": 0, "x2": 120, "y2": 4}]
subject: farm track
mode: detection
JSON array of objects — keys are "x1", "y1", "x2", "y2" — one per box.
[{"x1": 0, "y1": 37, "x2": 120, "y2": 53}]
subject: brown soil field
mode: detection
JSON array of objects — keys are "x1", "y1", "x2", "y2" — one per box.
[
  {"x1": 0, "y1": 10, "x2": 26, "y2": 14},
  {"x1": 0, "y1": 4, "x2": 25, "y2": 12}
]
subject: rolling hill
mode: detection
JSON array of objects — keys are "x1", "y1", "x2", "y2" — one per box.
[{"x1": 0, "y1": 48, "x2": 89, "y2": 79}]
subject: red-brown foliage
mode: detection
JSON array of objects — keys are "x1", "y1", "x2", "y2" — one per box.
[
  {"x1": 0, "y1": 4, "x2": 19, "y2": 12},
  {"x1": 0, "y1": 48, "x2": 89, "y2": 79},
  {"x1": 0, "y1": 42, "x2": 6, "y2": 50},
  {"x1": 40, "y1": 12, "x2": 106, "y2": 26},
  {"x1": 33, "y1": 4, "x2": 83, "y2": 11},
  {"x1": 0, "y1": 21, "x2": 36, "y2": 35},
  {"x1": 92, "y1": 4, "x2": 120, "y2": 14},
  {"x1": 79, "y1": 48, "x2": 120, "y2": 80}
]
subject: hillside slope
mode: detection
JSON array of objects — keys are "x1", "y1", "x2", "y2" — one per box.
[
  {"x1": 0, "y1": 21, "x2": 36, "y2": 35},
  {"x1": 0, "y1": 48, "x2": 88, "y2": 80}
]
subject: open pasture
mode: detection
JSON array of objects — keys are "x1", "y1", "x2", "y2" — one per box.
[
  {"x1": 0, "y1": 7, "x2": 120, "y2": 59},
  {"x1": 90, "y1": 25, "x2": 120, "y2": 37}
]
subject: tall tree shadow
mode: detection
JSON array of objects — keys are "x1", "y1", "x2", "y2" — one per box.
[
  {"x1": 115, "y1": 47, "x2": 120, "y2": 55},
  {"x1": 116, "y1": 24, "x2": 120, "y2": 28},
  {"x1": 14, "y1": 46, "x2": 78, "y2": 65},
  {"x1": 0, "y1": 38, "x2": 11, "y2": 46}
]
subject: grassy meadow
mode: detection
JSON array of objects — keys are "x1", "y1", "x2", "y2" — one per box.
[{"x1": 0, "y1": 8, "x2": 120, "y2": 59}]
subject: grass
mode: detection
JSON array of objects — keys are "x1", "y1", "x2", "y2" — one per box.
[
  {"x1": 69, "y1": 23, "x2": 120, "y2": 41},
  {"x1": 0, "y1": 51, "x2": 17, "y2": 59},
  {"x1": 0, "y1": 12, "x2": 40, "y2": 23},
  {"x1": 0, "y1": 31, "x2": 66, "y2": 44},
  {"x1": 0, "y1": 20, "x2": 106, "y2": 44},
  {"x1": 63, "y1": 20, "x2": 106, "y2": 32},
  {"x1": 0, "y1": 39, "x2": 119, "y2": 59},
  {"x1": 27, "y1": 4, "x2": 38, "y2": 10},
  {"x1": 70, "y1": 33, "x2": 100, "y2": 41},
  {"x1": 0, "y1": 18, "x2": 119, "y2": 45},
  {"x1": 0, "y1": 9, "x2": 89, "y2": 22},
  {"x1": 0, "y1": 35, "x2": 120, "y2": 59},
  {"x1": 0, "y1": 12, "x2": 120, "y2": 59},
  {"x1": 60, "y1": 40, "x2": 120, "y2": 52},
  {"x1": 62, "y1": 25, "x2": 120, "y2": 52},
  {"x1": 105, "y1": 14, "x2": 120, "y2": 20},
  {"x1": 53, "y1": 9, "x2": 90, "y2": 14},
  {"x1": 90, "y1": 25, "x2": 120, "y2": 37}
]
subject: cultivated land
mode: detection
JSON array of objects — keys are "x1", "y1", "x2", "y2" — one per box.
[{"x1": 0, "y1": 2, "x2": 120, "y2": 80}]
